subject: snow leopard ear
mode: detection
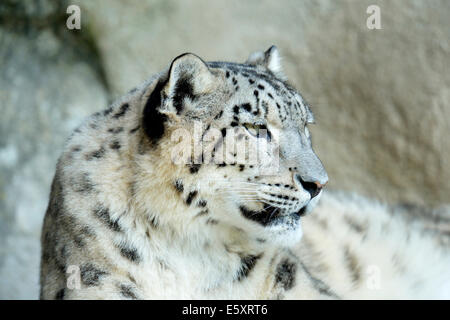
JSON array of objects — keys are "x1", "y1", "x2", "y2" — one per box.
[
  {"x1": 246, "y1": 45, "x2": 286, "y2": 80},
  {"x1": 162, "y1": 53, "x2": 216, "y2": 116}
]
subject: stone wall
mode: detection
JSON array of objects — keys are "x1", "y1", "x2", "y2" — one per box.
[{"x1": 0, "y1": 0, "x2": 108, "y2": 299}]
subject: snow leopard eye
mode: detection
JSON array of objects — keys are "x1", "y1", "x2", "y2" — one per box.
[{"x1": 244, "y1": 123, "x2": 272, "y2": 141}]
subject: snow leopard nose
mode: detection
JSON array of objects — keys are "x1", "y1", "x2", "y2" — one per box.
[{"x1": 294, "y1": 174, "x2": 326, "y2": 199}]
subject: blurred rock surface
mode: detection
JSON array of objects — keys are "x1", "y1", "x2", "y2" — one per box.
[{"x1": 0, "y1": 0, "x2": 108, "y2": 299}]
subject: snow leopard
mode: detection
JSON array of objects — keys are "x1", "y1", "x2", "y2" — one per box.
[{"x1": 40, "y1": 46, "x2": 450, "y2": 299}]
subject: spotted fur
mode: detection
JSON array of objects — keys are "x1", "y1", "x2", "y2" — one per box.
[{"x1": 40, "y1": 47, "x2": 450, "y2": 299}]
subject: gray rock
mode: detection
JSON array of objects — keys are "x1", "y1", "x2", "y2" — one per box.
[{"x1": 0, "y1": 0, "x2": 108, "y2": 299}]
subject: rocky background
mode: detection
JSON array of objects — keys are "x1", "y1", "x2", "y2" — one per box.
[{"x1": 0, "y1": 0, "x2": 449, "y2": 299}]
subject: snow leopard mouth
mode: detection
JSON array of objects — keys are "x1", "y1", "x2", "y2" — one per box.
[
  {"x1": 239, "y1": 203, "x2": 308, "y2": 227},
  {"x1": 295, "y1": 206, "x2": 308, "y2": 217}
]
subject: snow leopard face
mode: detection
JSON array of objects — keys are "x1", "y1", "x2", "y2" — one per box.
[{"x1": 143, "y1": 46, "x2": 327, "y2": 245}]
